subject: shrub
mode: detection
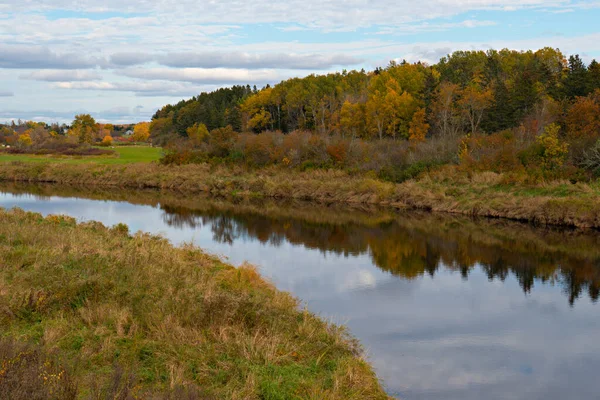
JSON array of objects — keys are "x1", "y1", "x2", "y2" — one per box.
[
  {"x1": 459, "y1": 130, "x2": 523, "y2": 173},
  {"x1": 100, "y1": 135, "x2": 113, "y2": 147},
  {"x1": 580, "y1": 139, "x2": 600, "y2": 177},
  {"x1": 207, "y1": 126, "x2": 238, "y2": 158},
  {"x1": 378, "y1": 160, "x2": 442, "y2": 183}
]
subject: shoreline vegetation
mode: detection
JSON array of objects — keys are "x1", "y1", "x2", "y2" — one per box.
[
  {"x1": 2, "y1": 161, "x2": 600, "y2": 228},
  {"x1": 0, "y1": 207, "x2": 389, "y2": 399}
]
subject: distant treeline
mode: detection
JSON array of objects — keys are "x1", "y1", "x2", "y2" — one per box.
[{"x1": 150, "y1": 48, "x2": 600, "y2": 144}]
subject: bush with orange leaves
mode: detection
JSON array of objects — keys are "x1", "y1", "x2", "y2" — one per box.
[
  {"x1": 237, "y1": 131, "x2": 283, "y2": 166},
  {"x1": 326, "y1": 139, "x2": 349, "y2": 164},
  {"x1": 459, "y1": 130, "x2": 524, "y2": 173},
  {"x1": 99, "y1": 135, "x2": 113, "y2": 147}
]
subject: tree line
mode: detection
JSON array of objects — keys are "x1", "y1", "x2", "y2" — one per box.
[
  {"x1": 0, "y1": 116, "x2": 151, "y2": 150},
  {"x1": 152, "y1": 48, "x2": 600, "y2": 183},
  {"x1": 151, "y1": 48, "x2": 600, "y2": 142}
]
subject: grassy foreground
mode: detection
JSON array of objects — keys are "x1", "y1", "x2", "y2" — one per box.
[
  {"x1": 2, "y1": 161, "x2": 600, "y2": 228},
  {"x1": 0, "y1": 208, "x2": 388, "y2": 399}
]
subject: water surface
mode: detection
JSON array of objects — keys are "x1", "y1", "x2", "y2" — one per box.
[{"x1": 1, "y1": 183, "x2": 599, "y2": 400}]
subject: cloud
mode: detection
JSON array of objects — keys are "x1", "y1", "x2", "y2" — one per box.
[
  {"x1": 20, "y1": 70, "x2": 103, "y2": 81},
  {"x1": 0, "y1": 45, "x2": 102, "y2": 69},
  {"x1": 0, "y1": 107, "x2": 155, "y2": 124},
  {"x1": 52, "y1": 80, "x2": 205, "y2": 97},
  {"x1": 117, "y1": 67, "x2": 282, "y2": 84},
  {"x1": 0, "y1": 91, "x2": 14, "y2": 97},
  {"x1": 373, "y1": 19, "x2": 497, "y2": 35},
  {"x1": 157, "y1": 52, "x2": 363, "y2": 69},
  {"x1": 109, "y1": 52, "x2": 155, "y2": 66},
  {"x1": 108, "y1": 51, "x2": 362, "y2": 69},
  {"x1": 1, "y1": 0, "x2": 573, "y2": 30}
]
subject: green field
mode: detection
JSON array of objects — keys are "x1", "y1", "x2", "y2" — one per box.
[{"x1": 0, "y1": 146, "x2": 162, "y2": 165}]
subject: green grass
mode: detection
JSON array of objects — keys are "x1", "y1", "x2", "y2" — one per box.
[
  {"x1": 0, "y1": 146, "x2": 162, "y2": 165},
  {"x1": 0, "y1": 208, "x2": 388, "y2": 399}
]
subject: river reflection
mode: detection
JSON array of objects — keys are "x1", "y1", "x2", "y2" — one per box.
[{"x1": 1, "y1": 183, "x2": 600, "y2": 399}]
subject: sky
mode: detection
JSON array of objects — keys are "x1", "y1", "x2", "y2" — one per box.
[{"x1": 1, "y1": 0, "x2": 600, "y2": 124}]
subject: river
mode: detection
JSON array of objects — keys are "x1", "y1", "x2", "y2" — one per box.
[{"x1": 1, "y1": 183, "x2": 599, "y2": 399}]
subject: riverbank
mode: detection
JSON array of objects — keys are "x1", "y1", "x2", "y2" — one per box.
[
  {"x1": 0, "y1": 208, "x2": 388, "y2": 399},
  {"x1": 1, "y1": 161, "x2": 600, "y2": 228}
]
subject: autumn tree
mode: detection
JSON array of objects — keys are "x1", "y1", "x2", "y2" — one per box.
[
  {"x1": 186, "y1": 123, "x2": 209, "y2": 147},
  {"x1": 149, "y1": 116, "x2": 175, "y2": 146},
  {"x1": 241, "y1": 87, "x2": 275, "y2": 132},
  {"x1": 18, "y1": 133, "x2": 32, "y2": 147},
  {"x1": 339, "y1": 100, "x2": 366, "y2": 138},
  {"x1": 132, "y1": 122, "x2": 151, "y2": 142},
  {"x1": 248, "y1": 109, "x2": 273, "y2": 132},
  {"x1": 431, "y1": 82, "x2": 463, "y2": 137},
  {"x1": 365, "y1": 73, "x2": 418, "y2": 140},
  {"x1": 537, "y1": 123, "x2": 568, "y2": 172},
  {"x1": 565, "y1": 91, "x2": 600, "y2": 140},
  {"x1": 365, "y1": 82, "x2": 387, "y2": 140},
  {"x1": 458, "y1": 76, "x2": 493, "y2": 134},
  {"x1": 71, "y1": 114, "x2": 97, "y2": 144},
  {"x1": 0, "y1": 126, "x2": 15, "y2": 145},
  {"x1": 408, "y1": 108, "x2": 429, "y2": 143}
]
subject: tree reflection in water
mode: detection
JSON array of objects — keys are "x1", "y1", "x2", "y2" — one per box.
[{"x1": 162, "y1": 203, "x2": 600, "y2": 306}]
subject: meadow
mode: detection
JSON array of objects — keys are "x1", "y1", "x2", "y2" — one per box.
[{"x1": 0, "y1": 146, "x2": 162, "y2": 165}]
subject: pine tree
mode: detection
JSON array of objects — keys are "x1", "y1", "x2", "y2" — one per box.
[{"x1": 564, "y1": 55, "x2": 589, "y2": 98}]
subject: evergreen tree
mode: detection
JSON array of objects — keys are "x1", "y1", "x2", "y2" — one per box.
[{"x1": 564, "y1": 55, "x2": 589, "y2": 98}]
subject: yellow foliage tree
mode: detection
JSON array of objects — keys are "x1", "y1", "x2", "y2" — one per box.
[
  {"x1": 458, "y1": 77, "x2": 493, "y2": 134},
  {"x1": 409, "y1": 108, "x2": 429, "y2": 143},
  {"x1": 71, "y1": 114, "x2": 97, "y2": 144},
  {"x1": 132, "y1": 122, "x2": 151, "y2": 142},
  {"x1": 247, "y1": 109, "x2": 273, "y2": 132},
  {"x1": 18, "y1": 133, "x2": 32, "y2": 147},
  {"x1": 537, "y1": 123, "x2": 569, "y2": 171},
  {"x1": 101, "y1": 135, "x2": 113, "y2": 146},
  {"x1": 340, "y1": 101, "x2": 366, "y2": 138},
  {"x1": 186, "y1": 123, "x2": 210, "y2": 147}
]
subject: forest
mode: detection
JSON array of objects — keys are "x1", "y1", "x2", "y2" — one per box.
[{"x1": 150, "y1": 48, "x2": 600, "y2": 183}]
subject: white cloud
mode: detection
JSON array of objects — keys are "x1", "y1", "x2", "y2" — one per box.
[
  {"x1": 3, "y1": 0, "x2": 572, "y2": 29},
  {"x1": 52, "y1": 80, "x2": 204, "y2": 96},
  {"x1": 0, "y1": 91, "x2": 14, "y2": 97},
  {"x1": 21, "y1": 70, "x2": 103, "y2": 81},
  {"x1": 0, "y1": 45, "x2": 103, "y2": 69},
  {"x1": 373, "y1": 19, "x2": 498, "y2": 35},
  {"x1": 117, "y1": 67, "x2": 282, "y2": 84}
]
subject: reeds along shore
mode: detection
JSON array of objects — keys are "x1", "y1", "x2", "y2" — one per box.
[
  {"x1": 0, "y1": 208, "x2": 389, "y2": 399},
  {"x1": 2, "y1": 161, "x2": 600, "y2": 228}
]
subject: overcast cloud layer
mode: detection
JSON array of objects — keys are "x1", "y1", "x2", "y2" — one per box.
[{"x1": 1, "y1": 0, "x2": 599, "y2": 123}]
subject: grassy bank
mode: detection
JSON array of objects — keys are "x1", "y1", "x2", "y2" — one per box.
[
  {"x1": 1, "y1": 161, "x2": 600, "y2": 228},
  {"x1": 0, "y1": 208, "x2": 388, "y2": 399}
]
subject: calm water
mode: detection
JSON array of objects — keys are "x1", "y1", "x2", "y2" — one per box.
[{"x1": 1, "y1": 183, "x2": 600, "y2": 399}]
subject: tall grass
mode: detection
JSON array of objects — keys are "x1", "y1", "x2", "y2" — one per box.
[{"x1": 0, "y1": 208, "x2": 389, "y2": 399}]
